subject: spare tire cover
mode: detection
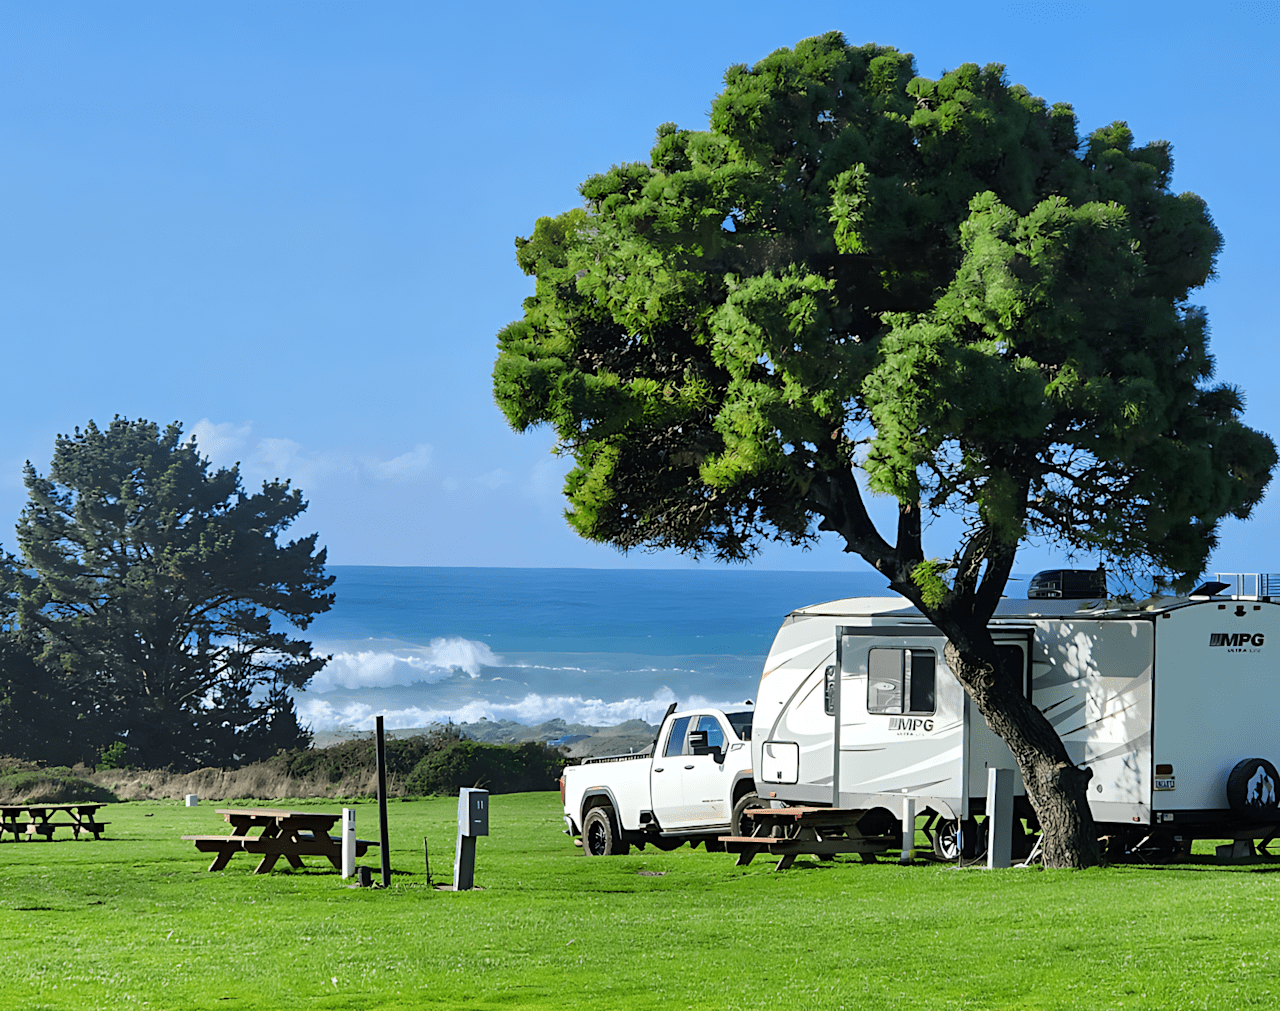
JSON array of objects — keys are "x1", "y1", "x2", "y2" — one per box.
[{"x1": 1227, "y1": 758, "x2": 1280, "y2": 821}]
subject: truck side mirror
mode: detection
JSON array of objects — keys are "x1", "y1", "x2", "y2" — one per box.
[{"x1": 689, "y1": 729, "x2": 710, "y2": 755}]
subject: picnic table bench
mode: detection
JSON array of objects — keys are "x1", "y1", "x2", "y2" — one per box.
[
  {"x1": 719, "y1": 806, "x2": 895, "y2": 870},
  {"x1": 182, "y1": 807, "x2": 377, "y2": 873},
  {"x1": 0, "y1": 803, "x2": 110, "y2": 841}
]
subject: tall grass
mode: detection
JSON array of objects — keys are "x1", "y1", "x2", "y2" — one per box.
[
  {"x1": 0, "y1": 730, "x2": 566, "y2": 803},
  {"x1": 81, "y1": 764, "x2": 396, "y2": 802}
]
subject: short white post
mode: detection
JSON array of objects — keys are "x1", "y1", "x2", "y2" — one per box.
[
  {"x1": 341, "y1": 807, "x2": 356, "y2": 879},
  {"x1": 184, "y1": 794, "x2": 199, "y2": 807},
  {"x1": 899, "y1": 796, "x2": 916, "y2": 864},
  {"x1": 986, "y1": 767, "x2": 1014, "y2": 869}
]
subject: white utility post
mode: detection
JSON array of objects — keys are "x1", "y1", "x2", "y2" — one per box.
[
  {"x1": 341, "y1": 807, "x2": 356, "y2": 879},
  {"x1": 899, "y1": 796, "x2": 916, "y2": 864},
  {"x1": 986, "y1": 767, "x2": 1014, "y2": 869}
]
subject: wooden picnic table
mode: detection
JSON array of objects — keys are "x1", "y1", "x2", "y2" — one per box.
[
  {"x1": 182, "y1": 807, "x2": 377, "y2": 874},
  {"x1": 718, "y1": 806, "x2": 895, "y2": 870},
  {"x1": 0, "y1": 802, "x2": 110, "y2": 841}
]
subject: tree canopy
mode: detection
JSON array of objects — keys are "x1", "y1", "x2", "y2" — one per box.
[
  {"x1": 12, "y1": 418, "x2": 334, "y2": 770},
  {"x1": 493, "y1": 34, "x2": 1276, "y2": 866}
]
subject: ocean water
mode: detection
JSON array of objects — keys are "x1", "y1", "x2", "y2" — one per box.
[{"x1": 294, "y1": 566, "x2": 895, "y2": 732}]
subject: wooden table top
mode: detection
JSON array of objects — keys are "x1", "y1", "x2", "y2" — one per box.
[
  {"x1": 1, "y1": 803, "x2": 106, "y2": 814},
  {"x1": 217, "y1": 808, "x2": 339, "y2": 824}
]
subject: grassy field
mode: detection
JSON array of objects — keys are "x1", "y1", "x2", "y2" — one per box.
[{"x1": 1, "y1": 793, "x2": 1277, "y2": 1010}]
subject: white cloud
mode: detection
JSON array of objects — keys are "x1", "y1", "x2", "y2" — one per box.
[
  {"x1": 187, "y1": 418, "x2": 436, "y2": 490},
  {"x1": 307, "y1": 636, "x2": 502, "y2": 691},
  {"x1": 253, "y1": 436, "x2": 302, "y2": 472},
  {"x1": 371, "y1": 444, "x2": 431, "y2": 481},
  {"x1": 522, "y1": 454, "x2": 572, "y2": 504},
  {"x1": 476, "y1": 468, "x2": 511, "y2": 490},
  {"x1": 188, "y1": 419, "x2": 252, "y2": 468}
]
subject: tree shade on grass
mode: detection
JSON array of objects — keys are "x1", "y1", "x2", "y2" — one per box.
[
  {"x1": 493, "y1": 33, "x2": 1277, "y2": 868},
  {"x1": 10, "y1": 418, "x2": 334, "y2": 770}
]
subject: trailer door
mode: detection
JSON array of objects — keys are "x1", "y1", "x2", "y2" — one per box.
[{"x1": 835, "y1": 626, "x2": 966, "y2": 816}]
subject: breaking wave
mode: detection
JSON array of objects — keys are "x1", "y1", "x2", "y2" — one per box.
[
  {"x1": 306, "y1": 636, "x2": 502, "y2": 691},
  {"x1": 294, "y1": 688, "x2": 747, "y2": 732}
]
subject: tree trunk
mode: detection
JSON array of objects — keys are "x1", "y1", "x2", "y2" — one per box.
[{"x1": 941, "y1": 633, "x2": 1101, "y2": 869}]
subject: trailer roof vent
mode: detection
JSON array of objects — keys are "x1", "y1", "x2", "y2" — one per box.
[
  {"x1": 1028, "y1": 568, "x2": 1107, "y2": 600},
  {"x1": 1190, "y1": 581, "x2": 1231, "y2": 598}
]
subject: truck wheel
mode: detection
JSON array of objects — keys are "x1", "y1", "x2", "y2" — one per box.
[
  {"x1": 731, "y1": 790, "x2": 766, "y2": 836},
  {"x1": 582, "y1": 806, "x2": 630, "y2": 857}
]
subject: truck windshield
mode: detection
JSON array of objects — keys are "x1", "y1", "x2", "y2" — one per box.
[{"x1": 725, "y1": 712, "x2": 753, "y2": 741}]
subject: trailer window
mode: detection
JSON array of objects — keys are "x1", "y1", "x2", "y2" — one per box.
[
  {"x1": 868, "y1": 649, "x2": 904, "y2": 714},
  {"x1": 996, "y1": 645, "x2": 1028, "y2": 699},
  {"x1": 664, "y1": 716, "x2": 691, "y2": 757},
  {"x1": 909, "y1": 651, "x2": 936, "y2": 713},
  {"x1": 868, "y1": 648, "x2": 936, "y2": 716}
]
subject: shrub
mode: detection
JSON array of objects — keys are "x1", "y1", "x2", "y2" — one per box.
[
  {"x1": 406, "y1": 740, "x2": 566, "y2": 796},
  {"x1": 0, "y1": 766, "x2": 118, "y2": 804},
  {"x1": 267, "y1": 725, "x2": 462, "y2": 784},
  {"x1": 98, "y1": 742, "x2": 130, "y2": 770}
]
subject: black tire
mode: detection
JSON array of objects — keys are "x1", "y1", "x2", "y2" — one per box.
[
  {"x1": 856, "y1": 807, "x2": 903, "y2": 843},
  {"x1": 932, "y1": 818, "x2": 987, "y2": 861},
  {"x1": 731, "y1": 790, "x2": 766, "y2": 836},
  {"x1": 582, "y1": 806, "x2": 630, "y2": 857},
  {"x1": 1227, "y1": 758, "x2": 1280, "y2": 822}
]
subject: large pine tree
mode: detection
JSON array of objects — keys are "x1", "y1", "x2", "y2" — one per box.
[{"x1": 15, "y1": 418, "x2": 334, "y2": 770}]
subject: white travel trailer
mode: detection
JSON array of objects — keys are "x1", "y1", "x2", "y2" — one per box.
[{"x1": 753, "y1": 577, "x2": 1280, "y2": 855}]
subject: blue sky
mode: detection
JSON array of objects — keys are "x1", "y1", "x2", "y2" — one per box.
[{"x1": 4, "y1": 1, "x2": 1278, "y2": 578}]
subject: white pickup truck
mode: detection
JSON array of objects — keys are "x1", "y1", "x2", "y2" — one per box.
[{"x1": 560, "y1": 706, "x2": 758, "y2": 856}]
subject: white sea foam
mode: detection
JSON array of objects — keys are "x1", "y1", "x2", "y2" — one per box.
[
  {"x1": 295, "y1": 688, "x2": 742, "y2": 731},
  {"x1": 307, "y1": 636, "x2": 501, "y2": 691}
]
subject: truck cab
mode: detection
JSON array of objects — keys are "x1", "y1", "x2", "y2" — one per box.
[{"x1": 561, "y1": 707, "x2": 757, "y2": 856}]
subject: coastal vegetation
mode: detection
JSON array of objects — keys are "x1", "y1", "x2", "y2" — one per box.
[
  {"x1": 494, "y1": 32, "x2": 1277, "y2": 866},
  {"x1": 2, "y1": 792, "x2": 1277, "y2": 1009},
  {"x1": 0, "y1": 731, "x2": 566, "y2": 805},
  {"x1": 0, "y1": 417, "x2": 334, "y2": 771}
]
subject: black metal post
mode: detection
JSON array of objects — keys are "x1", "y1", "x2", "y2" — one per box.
[{"x1": 376, "y1": 714, "x2": 391, "y2": 888}]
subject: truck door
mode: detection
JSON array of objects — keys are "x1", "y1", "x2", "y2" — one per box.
[
  {"x1": 677, "y1": 715, "x2": 731, "y2": 827},
  {"x1": 651, "y1": 715, "x2": 690, "y2": 828}
]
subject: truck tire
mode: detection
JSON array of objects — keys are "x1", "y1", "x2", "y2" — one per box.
[
  {"x1": 582, "y1": 806, "x2": 630, "y2": 857},
  {"x1": 731, "y1": 790, "x2": 766, "y2": 837},
  {"x1": 1227, "y1": 758, "x2": 1280, "y2": 821}
]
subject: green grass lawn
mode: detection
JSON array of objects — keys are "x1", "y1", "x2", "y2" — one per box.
[{"x1": 1, "y1": 793, "x2": 1277, "y2": 1010}]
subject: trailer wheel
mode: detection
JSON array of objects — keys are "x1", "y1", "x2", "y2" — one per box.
[
  {"x1": 731, "y1": 790, "x2": 766, "y2": 836},
  {"x1": 582, "y1": 806, "x2": 630, "y2": 857},
  {"x1": 1227, "y1": 758, "x2": 1280, "y2": 821},
  {"x1": 932, "y1": 819, "x2": 986, "y2": 861}
]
